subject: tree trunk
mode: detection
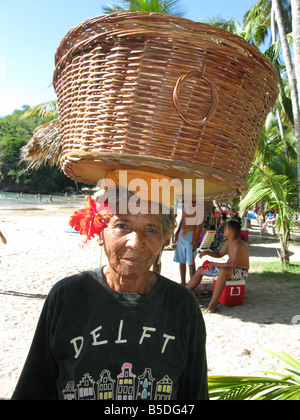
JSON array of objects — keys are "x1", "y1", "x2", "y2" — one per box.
[
  {"x1": 273, "y1": 0, "x2": 300, "y2": 205},
  {"x1": 292, "y1": 0, "x2": 300, "y2": 101},
  {"x1": 280, "y1": 225, "x2": 290, "y2": 266},
  {"x1": 271, "y1": 4, "x2": 286, "y2": 151},
  {"x1": 291, "y1": 0, "x2": 300, "y2": 204}
]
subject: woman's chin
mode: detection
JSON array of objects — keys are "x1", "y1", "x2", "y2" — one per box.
[{"x1": 114, "y1": 260, "x2": 152, "y2": 280}]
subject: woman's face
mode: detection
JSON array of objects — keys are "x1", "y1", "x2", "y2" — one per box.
[{"x1": 100, "y1": 210, "x2": 167, "y2": 280}]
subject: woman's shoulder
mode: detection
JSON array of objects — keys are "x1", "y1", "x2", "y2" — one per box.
[
  {"x1": 158, "y1": 275, "x2": 205, "y2": 327},
  {"x1": 158, "y1": 274, "x2": 199, "y2": 305},
  {"x1": 49, "y1": 268, "x2": 100, "y2": 298}
]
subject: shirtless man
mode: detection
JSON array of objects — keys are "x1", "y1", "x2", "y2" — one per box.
[
  {"x1": 174, "y1": 201, "x2": 203, "y2": 285},
  {"x1": 187, "y1": 220, "x2": 249, "y2": 313}
]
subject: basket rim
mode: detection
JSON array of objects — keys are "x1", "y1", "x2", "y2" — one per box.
[
  {"x1": 60, "y1": 150, "x2": 248, "y2": 186},
  {"x1": 61, "y1": 153, "x2": 247, "y2": 201},
  {"x1": 54, "y1": 11, "x2": 277, "y2": 87}
]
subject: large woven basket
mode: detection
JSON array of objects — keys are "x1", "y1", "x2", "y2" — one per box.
[{"x1": 53, "y1": 12, "x2": 278, "y2": 199}]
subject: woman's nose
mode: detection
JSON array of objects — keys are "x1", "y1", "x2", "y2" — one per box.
[{"x1": 126, "y1": 230, "x2": 145, "y2": 248}]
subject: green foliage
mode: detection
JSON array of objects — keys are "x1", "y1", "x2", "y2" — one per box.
[
  {"x1": 243, "y1": 0, "x2": 292, "y2": 48},
  {"x1": 240, "y1": 163, "x2": 297, "y2": 265},
  {"x1": 239, "y1": 109, "x2": 298, "y2": 266},
  {"x1": 208, "y1": 352, "x2": 300, "y2": 400},
  {"x1": 208, "y1": 3, "x2": 298, "y2": 267},
  {"x1": 250, "y1": 262, "x2": 300, "y2": 282},
  {"x1": 0, "y1": 106, "x2": 73, "y2": 193},
  {"x1": 21, "y1": 100, "x2": 59, "y2": 119},
  {"x1": 0, "y1": 135, "x2": 27, "y2": 165},
  {"x1": 102, "y1": 0, "x2": 185, "y2": 16}
]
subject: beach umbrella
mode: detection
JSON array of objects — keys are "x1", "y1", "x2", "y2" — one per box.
[{"x1": 20, "y1": 118, "x2": 61, "y2": 170}]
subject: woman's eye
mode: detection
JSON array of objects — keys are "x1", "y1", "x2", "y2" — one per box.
[
  {"x1": 147, "y1": 227, "x2": 160, "y2": 234},
  {"x1": 116, "y1": 223, "x2": 128, "y2": 230}
]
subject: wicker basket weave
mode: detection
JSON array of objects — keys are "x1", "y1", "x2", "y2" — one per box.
[{"x1": 53, "y1": 12, "x2": 278, "y2": 199}]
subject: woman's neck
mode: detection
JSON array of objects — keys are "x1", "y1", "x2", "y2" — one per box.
[{"x1": 102, "y1": 266, "x2": 157, "y2": 294}]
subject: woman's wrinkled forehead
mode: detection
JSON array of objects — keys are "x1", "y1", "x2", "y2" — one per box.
[
  {"x1": 100, "y1": 194, "x2": 168, "y2": 218},
  {"x1": 96, "y1": 187, "x2": 170, "y2": 212},
  {"x1": 96, "y1": 187, "x2": 175, "y2": 236},
  {"x1": 110, "y1": 205, "x2": 164, "y2": 225}
]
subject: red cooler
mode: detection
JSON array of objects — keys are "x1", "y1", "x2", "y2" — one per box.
[
  {"x1": 239, "y1": 229, "x2": 249, "y2": 241},
  {"x1": 213, "y1": 279, "x2": 246, "y2": 306}
]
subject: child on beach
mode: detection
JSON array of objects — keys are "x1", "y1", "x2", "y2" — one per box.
[
  {"x1": 173, "y1": 201, "x2": 203, "y2": 285},
  {"x1": 0, "y1": 230, "x2": 7, "y2": 264}
]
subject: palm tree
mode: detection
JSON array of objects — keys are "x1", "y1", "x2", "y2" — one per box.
[
  {"x1": 293, "y1": 0, "x2": 300, "y2": 97},
  {"x1": 244, "y1": 0, "x2": 300, "y2": 205},
  {"x1": 272, "y1": 0, "x2": 300, "y2": 204},
  {"x1": 204, "y1": 17, "x2": 257, "y2": 45},
  {"x1": 240, "y1": 131, "x2": 297, "y2": 265},
  {"x1": 243, "y1": 0, "x2": 292, "y2": 48},
  {"x1": 240, "y1": 110, "x2": 298, "y2": 266}
]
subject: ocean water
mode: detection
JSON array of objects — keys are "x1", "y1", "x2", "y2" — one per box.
[{"x1": 0, "y1": 191, "x2": 86, "y2": 210}]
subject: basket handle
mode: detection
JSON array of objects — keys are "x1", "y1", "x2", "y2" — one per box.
[{"x1": 173, "y1": 70, "x2": 218, "y2": 126}]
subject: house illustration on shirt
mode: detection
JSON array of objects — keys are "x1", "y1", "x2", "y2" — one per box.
[
  {"x1": 62, "y1": 363, "x2": 174, "y2": 400},
  {"x1": 154, "y1": 375, "x2": 173, "y2": 400},
  {"x1": 62, "y1": 381, "x2": 77, "y2": 400},
  {"x1": 116, "y1": 362, "x2": 136, "y2": 400},
  {"x1": 136, "y1": 368, "x2": 155, "y2": 400},
  {"x1": 97, "y1": 369, "x2": 116, "y2": 400},
  {"x1": 77, "y1": 373, "x2": 96, "y2": 400}
]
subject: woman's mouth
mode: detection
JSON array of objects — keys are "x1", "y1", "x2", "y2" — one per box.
[{"x1": 120, "y1": 257, "x2": 145, "y2": 266}]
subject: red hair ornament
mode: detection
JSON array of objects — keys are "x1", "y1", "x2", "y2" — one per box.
[{"x1": 69, "y1": 195, "x2": 111, "y2": 244}]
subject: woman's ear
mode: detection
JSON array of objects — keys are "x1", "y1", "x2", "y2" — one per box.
[
  {"x1": 163, "y1": 234, "x2": 171, "y2": 247},
  {"x1": 96, "y1": 231, "x2": 104, "y2": 247}
]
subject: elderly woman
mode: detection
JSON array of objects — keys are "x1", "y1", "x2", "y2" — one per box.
[{"x1": 12, "y1": 188, "x2": 208, "y2": 400}]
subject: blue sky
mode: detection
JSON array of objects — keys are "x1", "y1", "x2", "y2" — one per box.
[{"x1": 0, "y1": 0, "x2": 254, "y2": 117}]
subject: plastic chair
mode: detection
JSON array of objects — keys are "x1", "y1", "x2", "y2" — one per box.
[{"x1": 199, "y1": 230, "x2": 216, "y2": 252}]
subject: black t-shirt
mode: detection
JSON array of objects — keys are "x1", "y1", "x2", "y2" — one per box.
[{"x1": 12, "y1": 267, "x2": 208, "y2": 400}]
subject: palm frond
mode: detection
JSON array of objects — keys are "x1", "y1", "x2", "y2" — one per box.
[
  {"x1": 208, "y1": 352, "x2": 300, "y2": 400},
  {"x1": 102, "y1": 0, "x2": 185, "y2": 15},
  {"x1": 102, "y1": 4, "x2": 127, "y2": 13},
  {"x1": 266, "y1": 351, "x2": 300, "y2": 383},
  {"x1": 21, "y1": 100, "x2": 59, "y2": 119},
  {"x1": 208, "y1": 375, "x2": 295, "y2": 400}
]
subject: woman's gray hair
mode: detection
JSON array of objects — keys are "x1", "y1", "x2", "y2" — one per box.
[{"x1": 94, "y1": 186, "x2": 176, "y2": 236}]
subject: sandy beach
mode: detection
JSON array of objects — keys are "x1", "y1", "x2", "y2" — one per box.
[{"x1": 0, "y1": 205, "x2": 300, "y2": 399}]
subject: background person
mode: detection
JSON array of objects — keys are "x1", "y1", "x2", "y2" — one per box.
[
  {"x1": 187, "y1": 220, "x2": 249, "y2": 313},
  {"x1": 173, "y1": 201, "x2": 203, "y2": 285}
]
